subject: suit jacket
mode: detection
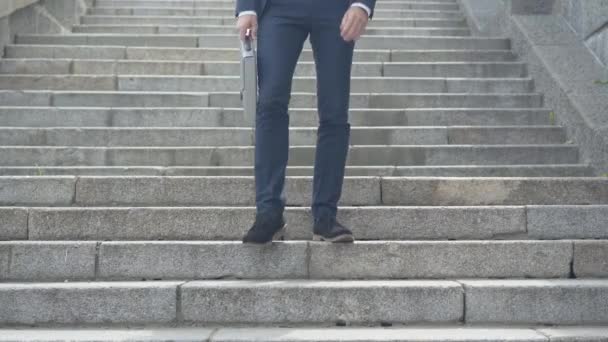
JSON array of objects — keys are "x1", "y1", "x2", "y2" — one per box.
[{"x1": 235, "y1": 0, "x2": 377, "y2": 19}]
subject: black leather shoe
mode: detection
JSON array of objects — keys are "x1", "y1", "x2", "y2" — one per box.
[
  {"x1": 242, "y1": 213, "x2": 286, "y2": 244},
  {"x1": 312, "y1": 216, "x2": 354, "y2": 243}
]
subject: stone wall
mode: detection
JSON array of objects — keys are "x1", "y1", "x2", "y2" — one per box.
[
  {"x1": 0, "y1": 0, "x2": 39, "y2": 18},
  {"x1": 459, "y1": 0, "x2": 608, "y2": 175},
  {"x1": 0, "y1": 0, "x2": 92, "y2": 57},
  {"x1": 561, "y1": 0, "x2": 608, "y2": 67}
]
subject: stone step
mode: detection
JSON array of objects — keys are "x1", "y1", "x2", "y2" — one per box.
[
  {"x1": 73, "y1": 24, "x2": 472, "y2": 36},
  {"x1": 0, "y1": 75, "x2": 535, "y2": 93},
  {"x1": 0, "y1": 164, "x2": 593, "y2": 177},
  {"x1": 2, "y1": 326, "x2": 608, "y2": 342},
  {"x1": 5, "y1": 45, "x2": 515, "y2": 62},
  {"x1": 87, "y1": 7, "x2": 465, "y2": 19},
  {"x1": 7, "y1": 204, "x2": 606, "y2": 241},
  {"x1": 0, "y1": 107, "x2": 555, "y2": 127},
  {"x1": 0, "y1": 61, "x2": 524, "y2": 78},
  {"x1": 0, "y1": 145, "x2": 578, "y2": 167},
  {"x1": 93, "y1": 0, "x2": 461, "y2": 11},
  {"x1": 80, "y1": 15, "x2": 468, "y2": 27},
  {"x1": 0, "y1": 240, "x2": 594, "y2": 281},
  {"x1": 0, "y1": 127, "x2": 566, "y2": 146},
  {"x1": 1, "y1": 279, "x2": 606, "y2": 325},
  {"x1": 0, "y1": 90, "x2": 543, "y2": 108},
  {"x1": 15, "y1": 34, "x2": 511, "y2": 50},
  {"x1": 2, "y1": 176, "x2": 606, "y2": 207}
]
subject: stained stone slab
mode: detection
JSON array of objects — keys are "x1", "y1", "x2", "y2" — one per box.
[
  {"x1": 0, "y1": 242, "x2": 96, "y2": 281},
  {"x1": 573, "y1": 241, "x2": 608, "y2": 277},
  {"x1": 0, "y1": 208, "x2": 27, "y2": 240},
  {"x1": 527, "y1": 205, "x2": 608, "y2": 239},
  {"x1": 180, "y1": 280, "x2": 463, "y2": 324},
  {"x1": 0, "y1": 282, "x2": 179, "y2": 325},
  {"x1": 309, "y1": 241, "x2": 572, "y2": 279},
  {"x1": 462, "y1": 279, "x2": 608, "y2": 324},
  {"x1": 98, "y1": 241, "x2": 308, "y2": 279},
  {"x1": 381, "y1": 178, "x2": 608, "y2": 205}
]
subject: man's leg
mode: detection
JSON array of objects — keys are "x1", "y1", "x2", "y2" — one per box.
[
  {"x1": 308, "y1": 1, "x2": 355, "y2": 222},
  {"x1": 254, "y1": 5, "x2": 309, "y2": 219}
]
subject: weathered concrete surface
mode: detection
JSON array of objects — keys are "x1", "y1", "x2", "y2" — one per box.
[
  {"x1": 26, "y1": 205, "x2": 528, "y2": 241},
  {"x1": 573, "y1": 241, "x2": 608, "y2": 278},
  {"x1": 181, "y1": 280, "x2": 464, "y2": 324},
  {"x1": 309, "y1": 241, "x2": 572, "y2": 279},
  {"x1": 0, "y1": 241, "x2": 96, "y2": 280},
  {"x1": 0, "y1": 207, "x2": 27, "y2": 240},
  {"x1": 527, "y1": 205, "x2": 608, "y2": 239},
  {"x1": 0, "y1": 281, "x2": 179, "y2": 324},
  {"x1": 463, "y1": 279, "x2": 608, "y2": 324},
  {"x1": 98, "y1": 241, "x2": 308, "y2": 280},
  {"x1": 0, "y1": 176, "x2": 75, "y2": 206}
]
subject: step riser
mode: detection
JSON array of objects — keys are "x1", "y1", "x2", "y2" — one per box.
[
  {"x1": 80, "y1": 16, "x2": 468, "y2": 27},
  {"x1": 0, "y1": 241, "x2": 587, "y2": 281},
  {"x1": 73, "y1": 26, "x2": 471, "y2": 36},
  {"x1": 0, "y1": 127, "x2": 565, "y2": 147},
  {"x1": 93, "y1": 1, "x2": 461, "y2": 11},
  {"x1": 15, "y1": 35, "x2": 510, "y2": 50},
  {"x1": 0, "y1": 92, "x2": 543, "y2": 108},
  {"x1": 0, "y1": 282, "x2": 180, "y2": 325},
  {"x1": 11, "y1": 205, "x2": 607, "y2": 241},
  {"x1": 1, "y1": 61, "x2": 527, "y2": 79},
  {"x1": 463, "y1": 280, "x2": 608, "y2": 325},
  {"x1": 0, "y1": 108, "x2": 555, "y2": 127},
  {"x1": 3, "y1": 327, "x2": 593, "y2": 342},
  {"x1": 0, "y1": 165, "x2": 593, "y2": 177},
  {"x1": 87, "y1": 8, "x2": 465, "y2": 19},
  {"x1": 0, "y1": 146, "x2": 578, "y2": 167},
  {"x1": 4, "y1": 46, "x2": 515, "y2": 62},
  {"x1": 2, "y1": 177, "x2": 606, "y2": 207},
  {"x1": 0, "y1": 76, "x2": 535, "y2": 93},
  {"x1": 1, "y1": 280, "x2": 606, "y2": 326}
]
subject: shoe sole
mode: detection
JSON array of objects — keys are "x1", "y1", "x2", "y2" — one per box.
[
  {"x1": 243, "y1": 224, "x2": 286, "y2": 244},
  {"x1": 312, "y1": 233, "x2": 355, "y2": 243}
]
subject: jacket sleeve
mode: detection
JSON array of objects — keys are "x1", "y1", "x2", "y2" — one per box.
[
  {"x1": 358, "y1": 0, "x2": 376, "y2": 19},
  {"x1": 235, "y1": 0, "x2": 257, "y2": 17}
]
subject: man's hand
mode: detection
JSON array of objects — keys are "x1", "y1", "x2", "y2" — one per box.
[
  {"x1": 340, "y1": 6, "x2": 369, "y2": 42},
  {"x1": 236, "y1": 14, "x2": 258, "y2": 41}
]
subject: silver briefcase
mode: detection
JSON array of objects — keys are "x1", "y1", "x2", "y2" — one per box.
[{"x1": 240, "y1": 29, "x2": 257, "y2": 136}]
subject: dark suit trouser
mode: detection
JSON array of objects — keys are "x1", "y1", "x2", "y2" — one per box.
[{"x1": 254, "y1": 0, "x2": 355, "y2": 221}]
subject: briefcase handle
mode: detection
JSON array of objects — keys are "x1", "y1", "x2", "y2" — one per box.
[{"x1": 243, "y1": 28, "x2": 253, "y2": 52}]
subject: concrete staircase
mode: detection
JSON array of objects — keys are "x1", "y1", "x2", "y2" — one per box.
[{"x1": 1, "y1": 0, "x2": 607, "y2": 340}]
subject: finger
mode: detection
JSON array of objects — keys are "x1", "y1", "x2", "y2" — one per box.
[
  {"x1": 352, "y1": 18, "x2": 366, "y2": 40},
  {"x1": 352, "y1": 21, "x2": 364, "y2": 40},
  {"x1": 340, "y1": 11, "x2": 349, "y2": 30},
  {"x1": 343, "y1": 18, "x2": 360, "y2": 41},
  {"x1": 341, "y1": 15, "x2": 355, "y2": 40},
  {"x1": 252, "y1": 25, "x2": 258, "y2": 40}
]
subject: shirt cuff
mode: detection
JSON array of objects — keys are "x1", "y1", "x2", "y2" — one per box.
[
  {"x1": 350, "y1": 2, "x2": 371, "y2": 17},
  {"x1": 237, "y1": 10, "x2": 257, "y2": 17}
]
